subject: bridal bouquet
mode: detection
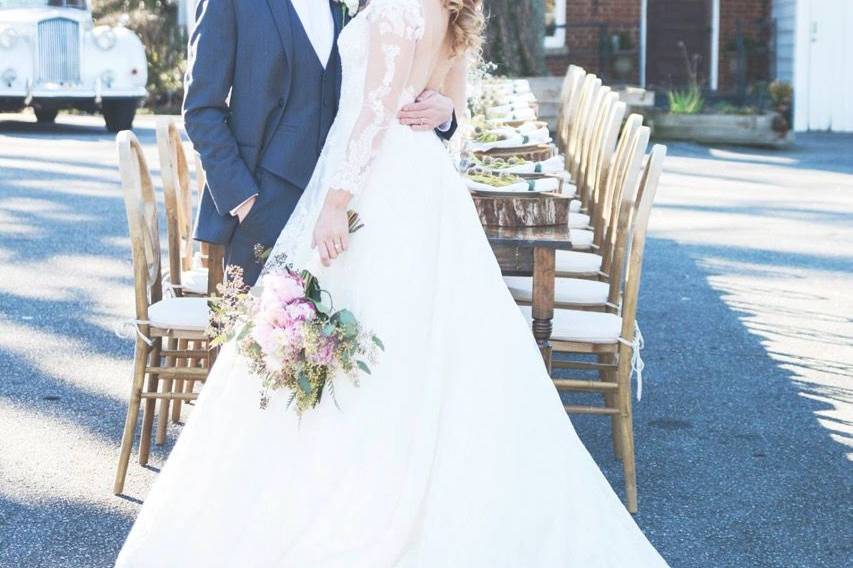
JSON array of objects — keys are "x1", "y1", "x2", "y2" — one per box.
[{"x1": 209, "y1": 215, "x2": 383, "y2": 416}]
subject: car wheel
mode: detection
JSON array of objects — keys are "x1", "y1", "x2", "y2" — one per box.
[
  {"x1": 103, "y1": 100, "x2": 138, "y2": 133},
  {"x1": 34, "y1": 108, "x2": 59, "y2": 124}
]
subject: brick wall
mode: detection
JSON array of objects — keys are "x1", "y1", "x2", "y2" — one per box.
[
  {"x1": 546, "y1": 0, "x2": 641, "y2": 83},
  {"x1": 543, "y1": 0, "x2": 771, "y2": 93},
  {"x1": 718, "y1": 0, "x2": 772, "y2": 91}
]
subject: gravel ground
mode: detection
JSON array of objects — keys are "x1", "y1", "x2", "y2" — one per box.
[{"x1": 0, "y1": 113, "x2": 851, "y2": 567}]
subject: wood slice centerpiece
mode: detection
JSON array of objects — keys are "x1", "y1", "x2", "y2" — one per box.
[
  {"x1": 474, "y1": 144, "x2": 554, "y2": 162},
  {"x1": 473, "y1": 192, "x2": 571, "y2": 227}
]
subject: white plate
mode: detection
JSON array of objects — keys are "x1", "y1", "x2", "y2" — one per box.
[{"x1": 465, "y1": 177, "x2": 559, "y2": 196}]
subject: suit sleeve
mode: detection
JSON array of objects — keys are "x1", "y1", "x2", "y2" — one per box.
[
  {"x1": 435, "y1": 111, "x2": 458, "y2": 141},
  {"x1": 183, "y1": 0, "x2": 259, "y2": 216}
]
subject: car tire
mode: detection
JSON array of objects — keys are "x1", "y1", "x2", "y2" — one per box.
[
  {"x1": 34, "y1": 108, "x2": 59, "y2": 124},
  {"x1": 103, "y1": 100, "x2": 138, "y2": 133}
]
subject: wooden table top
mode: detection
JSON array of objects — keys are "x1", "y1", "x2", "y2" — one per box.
[{"x1": 483, "y1": 224, "x2": 574, "y2": 249}]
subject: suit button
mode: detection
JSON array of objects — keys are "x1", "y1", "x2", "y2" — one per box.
[{"x1": 278, "y1": 98, "x2": 284, "y2": 107}]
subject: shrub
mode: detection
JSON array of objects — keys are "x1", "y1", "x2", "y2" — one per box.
[{"x1": 668, "y1": 88, "x2": 704, "y2": 114}]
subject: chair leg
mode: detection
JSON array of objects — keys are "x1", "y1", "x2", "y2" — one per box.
[
  {"x1": 616, "y1": 346, "x2": 638, "y2": 513},
  {"x1": 156, "y1": 337, "x2": 176, "y2": 445},
  {"x1": 600, "y1": 352, "x2": 624, "y2": 460},
  {"x1": 113, "y1": 339, "x2": 149, "y2": 495},
  {"x1": 139, "y1": 338, "x2": 162, "y2": 466},
  {"x1": 170, "y1": 338, "x2": 188, "y2": 423}
]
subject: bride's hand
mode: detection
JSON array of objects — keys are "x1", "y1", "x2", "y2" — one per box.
[{"x1": 312, "y1": 189, "x2": 352, "y2": 266}]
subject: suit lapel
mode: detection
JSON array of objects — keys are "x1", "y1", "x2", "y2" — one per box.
[{"x1": 266, "y1": 0, "x2": 294, "y2": 67}]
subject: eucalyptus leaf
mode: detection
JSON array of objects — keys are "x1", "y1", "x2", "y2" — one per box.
[
  {"x1": 372, "y1": 335, "x2": 385, "y2": 351},
  {"x1": 356, "y1": 360, "x2": 371, "y2": 375},
  {"x1": 297, "y1": 373, "x2": 311, "y2": 394}
]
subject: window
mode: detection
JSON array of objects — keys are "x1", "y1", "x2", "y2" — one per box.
[{"x1": 545, "y1": 0, "x2": 567, "y2": 49}]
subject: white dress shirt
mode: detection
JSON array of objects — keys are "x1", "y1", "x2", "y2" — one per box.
[{"x1": 291, "y1": 0, "x2": 335, "y2": 69}]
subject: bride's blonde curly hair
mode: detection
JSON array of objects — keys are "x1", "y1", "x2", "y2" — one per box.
[{"x1": 444, "y1": 0, "x2": 485, "y2": 56}]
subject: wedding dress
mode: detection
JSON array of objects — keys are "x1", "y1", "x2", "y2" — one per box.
[{"x1": 116, "y1": 1, "x2": 668, "y2": 565}]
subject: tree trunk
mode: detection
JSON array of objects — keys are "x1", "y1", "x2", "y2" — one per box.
[{"x1": 483, "y1": 0, "x2": 547, "y2": 76}]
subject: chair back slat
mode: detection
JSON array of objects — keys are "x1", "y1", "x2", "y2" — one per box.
[
  {"x1": 578, "y1": 86, "x2": 612, "y2": 205},
  {"x1": 595, "y1": 114, "x2": 644, "y2": 253},
  {"x1": 605, "y1": 127, "x2": 652, "y2": 307},
  {"x1": 117, "y1": 130, "x2": 162, "y2": 320},
  {"x1": 589, "y1": 98, "x2": 626, "y2": 218},
  {"x1": 582, "y1": 91, "x2": 620, "y2": 210},
  {"x1": 556, "y1": 65, "x2": 587, "y2": 152},
  {"x1": 619, "y1": 145, "x2": 667, "y2": 339},
  {"x1": 566, "y1": 74, "x2": 600, "y2": 174},
  {"x1": 156, "y1": 118, "x2": 194, "y2": 283}
]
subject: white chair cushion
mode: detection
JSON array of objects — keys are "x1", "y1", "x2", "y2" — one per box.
[
  {"x1": 555, "y1": 250, "x2": 602, "y2": 274},
  {"x1": 148, "y1": 297, "x2": 209, "y2": 332},
  {"x1": 520, "y1": 306, "x2": 622, "y2": 344},
  {"x1": 180, "y1": 268, "x2": 209, "y2": 295},
  {"x1": 568, "y1": 212, "x2": 591, "y2": 229},
  {"x1": 504, "y1": 276, "x2": 608, "y2": 306},
  {"x1": 569, "y1": 229, "x2": 594, "y2": 249}
]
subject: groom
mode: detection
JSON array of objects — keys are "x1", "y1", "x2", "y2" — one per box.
[{"x1": 185, "y1": 0, "x2": 458, "y2": 285}]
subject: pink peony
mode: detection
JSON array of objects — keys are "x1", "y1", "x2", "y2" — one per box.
[
  {"x1": 285, "y1": 300, "x2": 317, "y2": 322},
  {"x1": 262, "y1": 271, "x2": 305, "y2": 306},
  {"x1": 310, "y1": 336, "x2": 337, "y2": 366}
]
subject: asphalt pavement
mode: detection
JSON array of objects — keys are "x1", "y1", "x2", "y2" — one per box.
[{"x1": 0, "y1": 112, "x2": 851, "y2": 567}]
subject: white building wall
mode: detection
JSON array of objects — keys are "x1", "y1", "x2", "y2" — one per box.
[{"x1": 773, "y1": 0, "x2": 796, "y2": 83}]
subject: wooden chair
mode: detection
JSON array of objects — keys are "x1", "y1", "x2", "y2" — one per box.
[
  {"x1": 156, "y1": 117, "x2": 208, "y2": 298},
  {"x1": 521, "y1": 145, "x2": 668, "y2": 513},
  {"x1": 555, "y1": 115, "x2": 645, "y2": 275},
  {"x1": 566, "y1": 75, "x2": 602, "y2": 184},
  {"x1": 556, "y1": 65, "x2": 587, "y2": 154},
  {"x1": 113, "y1": 131, "x2": 211, "y2": 495},
  {"x1": 505, "y1": 124, "x2": 651, "y2": 311}
]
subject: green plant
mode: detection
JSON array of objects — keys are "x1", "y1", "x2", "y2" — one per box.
[
  {"x1": 668, "y1": 88, "x2": 704, "y2": 114},
  {"x1": 713, "y1": 102, "x2": 757, "y2": 115}
]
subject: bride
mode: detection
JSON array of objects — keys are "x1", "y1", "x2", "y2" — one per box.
[{"x1": 116, "y1": 0, "x2": 668, "y2": 565}]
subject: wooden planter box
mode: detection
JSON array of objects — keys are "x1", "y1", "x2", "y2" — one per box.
[{"x1": 651, "y1": 112, "x2": 794, "y2": 148}]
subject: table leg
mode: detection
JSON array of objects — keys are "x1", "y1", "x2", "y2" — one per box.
[{"x1": 531, "y1": 247, "x2": 555, "y2": 373}]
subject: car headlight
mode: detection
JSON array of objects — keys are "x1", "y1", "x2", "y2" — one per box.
[
  {"x1": 0, "y1": 27, "x2": 18, "y2": 50},
  {"x1": 94, "y1": 28, "x2": 117, "y2": 51}
]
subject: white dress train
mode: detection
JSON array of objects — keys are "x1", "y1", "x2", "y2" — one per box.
[{"x1": 116, "y1": 1, "x2": 669, "y2": 565}]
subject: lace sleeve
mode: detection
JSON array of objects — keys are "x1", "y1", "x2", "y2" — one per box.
[{"x1": 327, "y1": 0, "x2": 425, "y2": 196}]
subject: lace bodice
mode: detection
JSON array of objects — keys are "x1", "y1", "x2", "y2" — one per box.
[{"x1": 327, "y1": 0, "x2": 426, "y2": 195}]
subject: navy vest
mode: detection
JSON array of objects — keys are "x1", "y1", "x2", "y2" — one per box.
[{"x1": 260, "y1": 5, "x2": 340, "y2": 189}]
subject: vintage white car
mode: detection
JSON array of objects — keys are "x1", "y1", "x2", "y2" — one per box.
[{"x1": 0, "y1": 0, "x2": 147, "y2": 131}]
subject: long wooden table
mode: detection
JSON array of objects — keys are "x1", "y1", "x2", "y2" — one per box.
[{"x1": 484, "y1": 224, "x2": 573, "y2": 372}]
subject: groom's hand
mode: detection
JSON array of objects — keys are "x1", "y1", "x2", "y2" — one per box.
[{"x1": 398, "y1": 90, "x2": 454, "y2": 132}]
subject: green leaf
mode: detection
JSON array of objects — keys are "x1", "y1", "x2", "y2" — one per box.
[
  {"x1": 356, "y1": 360, "x2": 371, "y2": 375},
  {"x1": 297, "y1": 373, "x2": 312, "y2": 394},
  {"x1": 236, "y1": 322, "x2": 253, "y2": 341},
  {"x1": 372, "y1": 335, "x2": 385, "y2": 351}
]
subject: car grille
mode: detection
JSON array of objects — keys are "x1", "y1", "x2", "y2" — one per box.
[{"x1": 37, "y1": 18, "x2": 80, "y2": 84}]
